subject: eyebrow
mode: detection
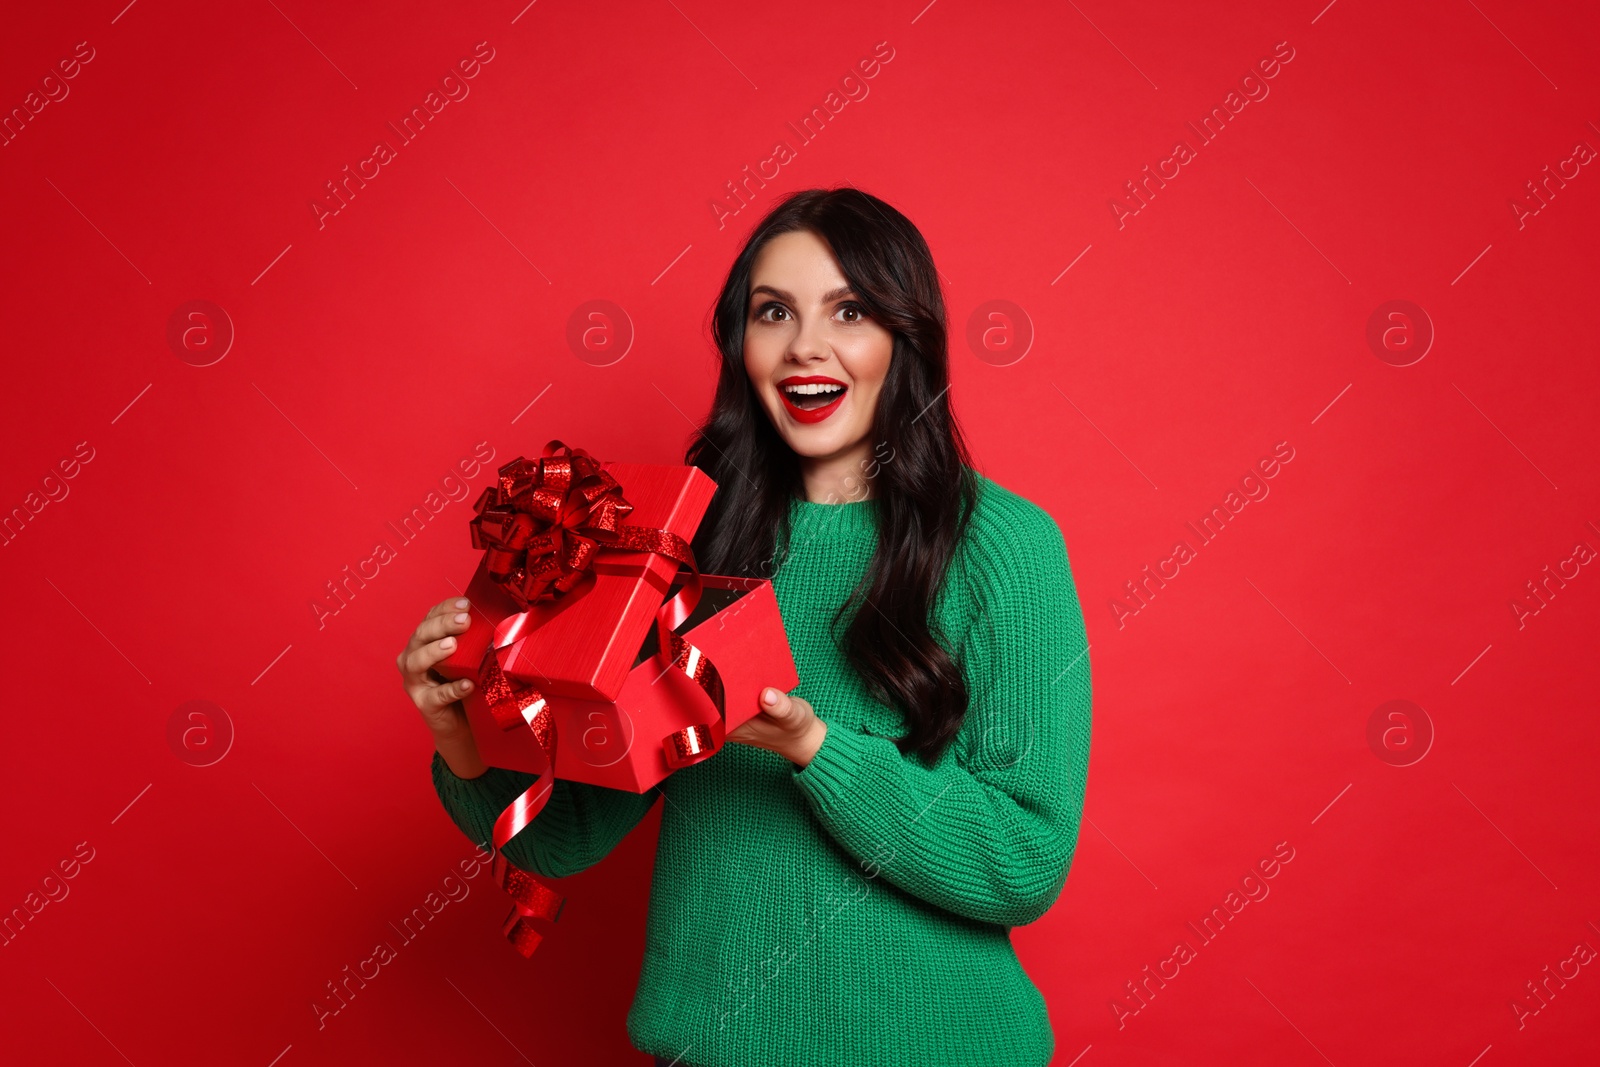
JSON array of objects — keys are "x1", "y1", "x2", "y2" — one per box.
[{"x1": 748, "y1": 284, "x2": 856, "y2": 305}]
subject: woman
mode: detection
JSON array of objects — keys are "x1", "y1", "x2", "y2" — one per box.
[{"x1": 398, "y1": 188, "x2": 1093, "y2": 1066}]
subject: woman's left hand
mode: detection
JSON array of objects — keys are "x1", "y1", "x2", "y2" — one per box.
[{"x1": 727, "y1": 688, "x2": 828, "y2": 767}]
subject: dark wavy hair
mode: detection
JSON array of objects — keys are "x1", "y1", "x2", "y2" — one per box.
[{"x1": 685, "y1": 187, "x2": 979, "y2": 764}]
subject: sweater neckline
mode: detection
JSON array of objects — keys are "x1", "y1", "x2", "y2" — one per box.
[{"x1": 787, "y1": 492, "x2": 878, "y2": 540}]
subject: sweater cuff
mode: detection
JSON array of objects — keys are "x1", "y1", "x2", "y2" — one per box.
[
  {"x1": 791, "y1": 722, "x2": 872, "y2": 809},
  {"x1": 430, "y1": 750, "x2": 528, "y2": 836}
]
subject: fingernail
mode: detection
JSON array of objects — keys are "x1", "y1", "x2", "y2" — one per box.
[
  {"x1": 460, "y1": 680, "x2": 472, "y2": 691},
  {"x1": 453, "y1": 612, "x2": 470, "y2": 624},
  {"x1": 454, "y1": 598, "x2": 469, "y2": 609},
  {"x1": 762, "y1": 688, "x2": 779, "y2": 705},
  {"x1": 441, "y1": 637, "x2": 456, "y2": 649}
]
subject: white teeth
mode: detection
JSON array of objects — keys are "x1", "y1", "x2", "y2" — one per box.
[{"x1": 782, "y1": 382, "x2": 845, "y2": 395}]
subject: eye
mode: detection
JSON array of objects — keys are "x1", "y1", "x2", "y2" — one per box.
[
  {"x1": 836, "y1": 301, "x2": 867, "y2": 323},
  {"x1": 753, "y1": 301, "x2": 789, "y2": 323}
]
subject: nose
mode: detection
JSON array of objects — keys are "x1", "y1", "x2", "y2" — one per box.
[{"x1": 785, "y1": 317, "x2": 829, "y2": 365}]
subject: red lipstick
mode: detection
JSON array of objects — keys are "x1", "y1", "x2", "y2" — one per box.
[{"x1": 777, "y1": 374, "x2": 847, "y2": 424}]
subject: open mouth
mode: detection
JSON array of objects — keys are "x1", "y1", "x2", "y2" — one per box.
[{"x1": 779, "y1": 378, "x2": 848, "y2": 423}]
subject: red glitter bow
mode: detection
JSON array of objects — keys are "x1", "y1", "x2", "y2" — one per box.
[
  {"x1": 468, "y1": 442, "x2": 634, "y2": 609},
  {"x1": 472, "y1": 440, "x2": 728, "y2": 957}
]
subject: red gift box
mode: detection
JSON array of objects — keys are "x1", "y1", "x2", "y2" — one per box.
[
  {"x1": 434, "y1": 449, "x2": 799, "y2": 792},
  {"x1": 436, "y1": 461, "x2": 720, "y2": 702}
]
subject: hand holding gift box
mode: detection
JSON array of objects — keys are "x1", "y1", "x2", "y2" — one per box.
[{"x1": 432, "y1": 440, "x2": 798, "y2": 956}]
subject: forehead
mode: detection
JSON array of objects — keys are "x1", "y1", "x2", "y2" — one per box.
[{"x1": 748, "y1": 230, "x2": 849, "y2": 295}]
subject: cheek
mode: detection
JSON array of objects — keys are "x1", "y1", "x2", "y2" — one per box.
[
  {"x1": 843, "y1": 330, "x2": 893, "y2": 387},
  {"x1": 742, "y1": 345, "x2": 781, "y2": 419},
  {"x1": 743, "y1": 332, "x2": 780, "y2": 381},
  {"x1": 851, "y1": 383, "x2": 881, "y2": 432},
  {"x1": 843, "y1": 332, "x2": 892, "y2": 421}
]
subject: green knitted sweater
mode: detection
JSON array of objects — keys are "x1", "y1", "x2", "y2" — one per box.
[{"x1": 430, "y1": 470, "x2": 1093, "y2": 1066}]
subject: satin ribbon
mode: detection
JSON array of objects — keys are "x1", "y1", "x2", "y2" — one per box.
[{"x1": 473, "y1": 440, "x2": 728, "y2": 957}]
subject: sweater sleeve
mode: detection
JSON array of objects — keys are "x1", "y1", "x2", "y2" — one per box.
[
  {"x1": 430, "y1": 751, "x2": 660, "y2": 879},
  {"x1": 789, "y1": 499, "x2": 1092, "y2": 927}
]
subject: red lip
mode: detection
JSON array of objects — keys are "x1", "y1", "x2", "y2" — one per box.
[{"x1": 776, "y1": 375, "x2": 848, "y2": 424}]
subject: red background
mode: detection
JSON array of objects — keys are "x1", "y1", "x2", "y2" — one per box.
[{"x1": 3, "y1": 1, "x2": 1597, "y2": 1064}]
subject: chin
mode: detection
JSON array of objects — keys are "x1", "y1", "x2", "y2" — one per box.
[
  {"x1": 780, "y1": 425, "x2": 862, "y2": 460},
  {"x1": 784, "y1": 434, "x2": 846, "y2": 459}
]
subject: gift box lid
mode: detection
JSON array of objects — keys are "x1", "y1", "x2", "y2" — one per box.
[{"x1": 494, "y1": 460, "x2": 718, "y2": 701}]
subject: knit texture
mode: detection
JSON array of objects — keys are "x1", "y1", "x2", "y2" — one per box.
[{"x1": 430, "y1": 469, "x2": 1093, "y2": 1067}]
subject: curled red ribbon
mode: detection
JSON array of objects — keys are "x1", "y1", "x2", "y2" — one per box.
[{"x1": 474, "y1": 440, "x2": 728, "y2": 956}]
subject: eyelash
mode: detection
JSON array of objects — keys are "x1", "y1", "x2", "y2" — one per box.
[{"x1": 754, "y1": 300, "x2": 867, "y2": 324}]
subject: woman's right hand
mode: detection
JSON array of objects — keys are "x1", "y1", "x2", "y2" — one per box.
[{"x1": 398, "y1": 597, "x2": 487, "y2": 778}]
